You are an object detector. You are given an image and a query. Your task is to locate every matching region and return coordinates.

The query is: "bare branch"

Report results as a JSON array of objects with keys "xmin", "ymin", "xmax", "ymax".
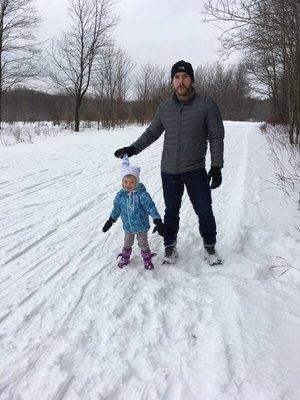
[{"xmin": 49, "ymin": 0, "xmax": 118, "ymax": 131}]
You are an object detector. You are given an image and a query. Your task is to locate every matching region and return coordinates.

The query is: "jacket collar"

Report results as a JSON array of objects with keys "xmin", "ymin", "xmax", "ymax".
[{"xmin": 121, "ymin": 183, "xmax": 145, "ymax": 194}]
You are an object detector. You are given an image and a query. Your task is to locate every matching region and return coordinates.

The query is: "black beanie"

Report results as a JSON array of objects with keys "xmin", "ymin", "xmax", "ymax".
[{"xmin": 171, "ymin": 60, "xmax": 194, "ymax": 82}]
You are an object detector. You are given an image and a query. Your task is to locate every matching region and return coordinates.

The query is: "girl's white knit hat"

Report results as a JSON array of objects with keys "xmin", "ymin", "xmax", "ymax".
[{"xmin": 121, "ymin": 155, "xmax": 140, "ymax": 181}]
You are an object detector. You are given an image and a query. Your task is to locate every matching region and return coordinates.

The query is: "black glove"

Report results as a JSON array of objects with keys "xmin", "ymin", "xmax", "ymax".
[
  {"xmin": 102, "ymin": 218, "xmax": 116, "ymax": 232},
  {"xmin": 114, "ymin": 146, "xmax": 136, "ymax": 158},
  {"xmin": 152, "ymin": 218, "xmax": 165, "ymax": 237},
  {"xmin": 208, "ymin": 166, "xmax": 222, "ymax": 189}
]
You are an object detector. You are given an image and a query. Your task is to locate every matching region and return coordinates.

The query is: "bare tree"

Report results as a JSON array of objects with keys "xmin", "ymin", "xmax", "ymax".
[
  {"xmin": 194, "ymin": 62, "xmax": 250, "ymax": 120},
  {"xmin": 0, "ymin": 0, "xmax": 41, "ymax": 128},
  {"xmin": 50, "ymin": 0, "xmax": 118, "ymax": 132},
  {"xmin": 203, "ymin": 0, "xmax": 300, "ymax": 144},
  {"xmin": 93, "ymin": 45, "xmax": 134, "ymax": 128},
  {"xmin": 134, "ymin": 63, "xmax": 170, "ymax": 124}
]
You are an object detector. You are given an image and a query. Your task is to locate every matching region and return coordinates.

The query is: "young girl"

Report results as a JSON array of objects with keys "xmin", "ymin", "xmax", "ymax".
[{"xmin": 102, "ymin": 155, "xmax": 164, "ymax": 270}]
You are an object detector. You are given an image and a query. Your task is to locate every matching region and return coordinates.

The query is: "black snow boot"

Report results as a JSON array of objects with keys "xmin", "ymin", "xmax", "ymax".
[
  {"xmin": 203, "ymin": 244, "xmax": 222, "ymax": 266},
  {"xmin": 162, "ymin": 245, "xmax": 178, "ymax": 265}
]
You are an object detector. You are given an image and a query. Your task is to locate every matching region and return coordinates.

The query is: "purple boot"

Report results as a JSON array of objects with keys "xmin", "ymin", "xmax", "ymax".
[
  {"xmin": 117, "ymin": 247, "xmax": 132, "ymax": 268},
  {"xmin": 141, "ymin": 250, "xmax": 156, "ymax": 270}
]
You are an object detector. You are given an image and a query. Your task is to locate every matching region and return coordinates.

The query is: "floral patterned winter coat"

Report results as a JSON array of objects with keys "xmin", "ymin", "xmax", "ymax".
[{"xmin": 110, "ymin": 183, "xmax": 161, "ymax": 233}]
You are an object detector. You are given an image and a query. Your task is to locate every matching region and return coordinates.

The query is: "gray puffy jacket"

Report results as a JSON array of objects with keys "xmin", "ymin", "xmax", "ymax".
[{"xmin": 131, "ymin": 89, "xmax": 225, "ymax": 174}]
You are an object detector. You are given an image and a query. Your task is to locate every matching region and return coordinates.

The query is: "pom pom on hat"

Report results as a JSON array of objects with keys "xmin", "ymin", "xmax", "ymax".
[{"xmin": 121, "ymin": 154, "xmax": 140, "ymax": 181}]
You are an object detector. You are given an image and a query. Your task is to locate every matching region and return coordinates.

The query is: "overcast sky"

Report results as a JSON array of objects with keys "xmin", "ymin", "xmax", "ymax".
[{"xmin": 36, "ymin": 0, "xmax": 237, "ymax": 72}]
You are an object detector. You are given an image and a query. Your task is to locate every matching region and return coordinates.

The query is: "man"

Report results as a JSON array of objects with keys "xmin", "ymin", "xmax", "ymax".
[{"xmin": 114, "ymin": 60, "xmax": 224, "ymax": 265}]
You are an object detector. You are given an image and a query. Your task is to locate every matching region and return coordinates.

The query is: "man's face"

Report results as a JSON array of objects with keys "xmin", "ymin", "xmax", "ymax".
[{"xmin": 172, "ymin": 72, "xmax": 193, "ymax": 98}]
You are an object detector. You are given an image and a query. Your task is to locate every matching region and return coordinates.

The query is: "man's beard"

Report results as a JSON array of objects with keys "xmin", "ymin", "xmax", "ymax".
[{"xmin": 175, "ymin": 86, "xmax": 191, "ymax": 98}]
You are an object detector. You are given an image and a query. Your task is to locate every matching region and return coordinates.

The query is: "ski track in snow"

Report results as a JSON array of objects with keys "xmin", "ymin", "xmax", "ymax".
[{"xmin": 0, "ymin": 124, "xmax": 300, "ymax": 400}]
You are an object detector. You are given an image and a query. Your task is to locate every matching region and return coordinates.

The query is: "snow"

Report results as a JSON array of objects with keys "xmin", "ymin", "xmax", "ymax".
[{"xmin": 0, "ymin": 122, "xmax": 300, "ymax": 400}]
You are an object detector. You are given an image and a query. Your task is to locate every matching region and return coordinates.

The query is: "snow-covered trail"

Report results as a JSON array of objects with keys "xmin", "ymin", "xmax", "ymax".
[{"xmin": 0, "ymin": 123, "xmax": 299, "ymax": 400}]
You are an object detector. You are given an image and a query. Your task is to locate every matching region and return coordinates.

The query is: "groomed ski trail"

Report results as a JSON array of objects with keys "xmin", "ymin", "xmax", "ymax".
[{"xmin": 0, "ymin": 123, "xmax": 299, "ymax": 400}]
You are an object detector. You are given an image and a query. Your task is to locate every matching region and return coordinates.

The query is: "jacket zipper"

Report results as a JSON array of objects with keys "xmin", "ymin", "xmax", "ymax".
[
  {"xmin": 176, "ymin": 105, "xmax": 183, "ymax": 173},
  {"xmin": 127, "ymin": 194, "xmax": 133, "ymax": 231}
]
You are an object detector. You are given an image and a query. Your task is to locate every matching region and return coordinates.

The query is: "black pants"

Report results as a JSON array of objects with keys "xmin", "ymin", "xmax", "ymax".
[{"xmin": 161, "ymin": 168, "xmax": 217, "ymax": 247}]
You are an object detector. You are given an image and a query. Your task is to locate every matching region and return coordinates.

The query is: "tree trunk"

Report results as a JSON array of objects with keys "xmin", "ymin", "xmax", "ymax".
[
  {"xmin": 74, "ymin": 97, "xmax": 81, "ymax": 132},
  {"xmin": 295, "ymin": 1, "xmax": 300, "ymax": 144},
  {"xmin": 0, "ymin": 91, "xmax": 2, "ymax": 129}
]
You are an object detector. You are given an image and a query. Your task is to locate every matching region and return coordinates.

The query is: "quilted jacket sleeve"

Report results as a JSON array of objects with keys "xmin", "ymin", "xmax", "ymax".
[
  {"xmin": 130, "ymin": 104, "xmax": 165, "ymax": 154},
  {"xmin": 206, "ymin": 96, "xmax": 225, "ymax": 168}
]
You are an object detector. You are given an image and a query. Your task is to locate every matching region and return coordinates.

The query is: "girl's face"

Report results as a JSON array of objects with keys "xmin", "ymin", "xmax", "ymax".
[{"xmin": 122, "ymin": 175, "xmax": 137, "ymax": 192}]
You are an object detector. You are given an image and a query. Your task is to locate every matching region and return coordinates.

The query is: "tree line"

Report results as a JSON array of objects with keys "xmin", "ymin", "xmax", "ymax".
[
  {"xmin": 2, "ymin": 62, "xmax": 271, "ymax": 127},
  {"xmin": 0, "ymin": 0, "xmax": 295, "ymax": 136}
]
